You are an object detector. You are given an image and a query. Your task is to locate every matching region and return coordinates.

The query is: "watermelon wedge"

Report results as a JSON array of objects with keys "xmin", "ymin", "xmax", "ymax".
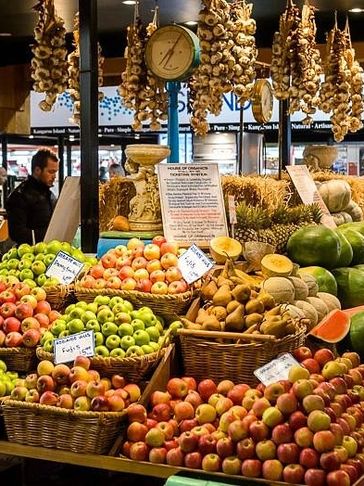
[
  {"xmin": 309, "ymin": 309, "xmax": 350, "ymax": 343},
  {"xmin": 343, "ymin": 305, "xmax": 364, "ymax": 318}
]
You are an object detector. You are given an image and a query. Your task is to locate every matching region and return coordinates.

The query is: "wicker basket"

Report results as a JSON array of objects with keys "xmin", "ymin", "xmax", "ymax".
[
  {"xmin": 44, "ymin": 284, "xmax": 75, "ymax": 311},
  {"xmin": 1, "ymin": 398, "xmax": 125, "ymax": 454},
  {"xmin": 74, "ymin": 285, "xmax": 192, "ymax": 320},
  {"xmin": 0, "ymin": 347, "xmax": 36, "ymax": 372},
  {"xmin": 177, "ymin": 322, "xmax": 306, "ymax": 386}
]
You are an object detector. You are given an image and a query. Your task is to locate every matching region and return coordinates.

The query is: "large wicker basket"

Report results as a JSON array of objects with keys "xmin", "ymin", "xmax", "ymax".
[
  {"xmin": 74, "ymin": 285, "xmax": 192, "ymax": 321},
  {"xmin": 0, "ymin": 347, "xmax": 36, "ymax": 372},
  {"xmin": 1, "ymin": 398, "xmax": 125, "ymax": 454},
  {"xmin": 177, "ymin": 322, "xmax": 306, "ymax": 386},
  {"xmin": 44, "ymin": 284, "xmax": 75, "ymax": 311}
]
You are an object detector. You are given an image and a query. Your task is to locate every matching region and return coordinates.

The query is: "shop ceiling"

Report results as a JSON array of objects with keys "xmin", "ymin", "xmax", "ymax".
[{"xmin": 0, "ymin": 0, "xmax": 363, "ymax": 66}]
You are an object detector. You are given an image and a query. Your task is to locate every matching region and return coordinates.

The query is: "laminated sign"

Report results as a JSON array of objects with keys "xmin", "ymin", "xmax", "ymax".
[
  {"xmin": 54, "ymin": 331, "xmax": 95, "ymax": 365},
  {"xmin": 254, "ymin": 353, "xmax": 300, "ymax": 386},
  {"xmin": 178, "ymin": 244, "xmax": 213, "ymax": 284},
  {"xmin": 46, "ymin": 250, "xmax": 85, "ymax": 285}
]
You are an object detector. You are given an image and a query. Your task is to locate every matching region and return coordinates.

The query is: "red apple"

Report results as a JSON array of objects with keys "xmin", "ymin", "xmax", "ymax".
[
  {"xmin": 127, "ymin": 422, "xmax": 148, "ymax": 442},
  {"xmin": 314, "ymin": 349, "xmax": 335, "ymax": 367},
  {"xmin": 3, "ymin": 316, "xmax": 21, "ymax": 333},
  {"xmin": 236, "ymin": 438, "xmax": 255, "ymax": 461},
  {"xmin": 320, "ymin": 451, "xmax": 342, "ymax": 471},
  {"xmin": 180, "ymin": 419, "xmax": 199, "ymax": 433},
  {"xmin": 276, "ymin": 392, "xmax": 298, "ymax": 415},
  {"xmin": 271, "ymin": 423, "xmax": 293, "ymax": 445},
  {"xmin": 227, "ymin": 384, "xmax": 249, "ymax": 405},
  {"xmin": 166, "ymin": 447, "xmax": 184, "ymax": 466},
  {"xmin": 340, "ymin": 464, "xmax": 359, "ymax": 483},
  {"xmin": 198, "ymin": 379, "xmax": 217, "ymax": 401},
  {"xmin": 304, "ymin": 468, "xmax": 326, "ymax": 486},
  {"xmin": 167, "ymin": 378, "xmax": 188, "ymax": 399},
  {"xmin": 178, "ymin": 431, "xmax": 199, "ymax": 453},
  {"xmin": 216, "ymin": 437, "xmax": 234, "ymax": 459},
  {"xmin": 300, "ymin": 448, "xmax": 319, "ymax": 468},
  {"xmin": 127, "ymin": 403, "xmax": 147, "ymax": 423},
  {"xmin": 283, "ymin": 464, "xmax": 305, "ymax": 484},
  {"xmin": 289, "ymin": 410, "xmax": 307, "ymax": 431},
  {"xmin": 326, "ymin": 469, "xmax": 351, "ymax": 486},
  {"xmin": 302, "ymin": 358, "xmax": 321, "ymax": 374},
  {"xmin": 202, "ymin": 453, "xmax": 221, "ymax": 472},
  {"xmin": 129, "ymin": 441, "xmax": 149, "ymax": 461},
  {"xmin": 277, "ymin": 442, "xmax": 300, "ymax": 464},
  {"xmin": 249, "ymin": 420, "xmax": 270, "ymax": 442},
  {"xmin": 5, "ymin": 331, "xmax": 23, "ymax": 347},
  {"xmin": 198, "ymin": 434, "xmax": 217, "ymax": 455},
  {"xmin": 241, "ymin": 459, "xmax": 262, "ymax": 478},
  {"xmin": 293, "ymin": 346, "xmax": 313, "ymax": 362},
  {"xmin": 184, "ymin": 451, "xmax": 202, "ymax": 469}
]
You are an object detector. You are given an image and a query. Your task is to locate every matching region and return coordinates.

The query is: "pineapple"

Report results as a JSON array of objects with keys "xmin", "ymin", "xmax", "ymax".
[{"xmin": 235, "ymin": 203, "xmax": 277, "ymax": 248}]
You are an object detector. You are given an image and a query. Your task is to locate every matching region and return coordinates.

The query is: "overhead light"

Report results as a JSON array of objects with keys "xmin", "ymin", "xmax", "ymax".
[
  {"xmin": 28, "ymin": 135, "xmax": 34, "ymax": 139},
  {"xmin": 349, "ymin": 8, "xmax": 364, "ymax": 12},
  {"xmin": 0, "ymin": 33, "xmax": 12, "ymax": 37},
  {"xmin": 185, "ymin": 21, "xmax": 198, "ymax": 26},
  {"xmin": 98, "ymin": 134, "xmax": 102, "ymax": 137},
  {"xmin": 135, "ymin": 134, "xmax": 140, "ymax": 139},
  {"xmin": 110, "ymin": 144, "xmax": 115, "ymax": 147},
  {"xmin": 69, "ymin": 135, "xmax": 75, "ymax": 141},
  {"xmin": 122, "ymin": 0, "xmax": 136, "ymax": 5}
]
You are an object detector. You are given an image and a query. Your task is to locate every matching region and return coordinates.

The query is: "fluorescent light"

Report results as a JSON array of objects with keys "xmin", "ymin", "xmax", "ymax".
[
  {"xmin": 28, "ymin": 135, "xmax": 34, "ymax": 139},
  {"xmin": 110, "ymin": 144, "xmax": 115, "ymax": 147},
  {"xmin": 122, "ymin": 0, "xmax": 136, "ymax": 5},
  {"xmin": 185, "ymin": 21, "xmax": 198, "ymax": 26},
  {"xmin": 0, "ymin": 33, "xmax": 12, "ymax": 37},
  {"xmin": 349, "ymin": 8, "xmax": 364, "ymax": 12}
]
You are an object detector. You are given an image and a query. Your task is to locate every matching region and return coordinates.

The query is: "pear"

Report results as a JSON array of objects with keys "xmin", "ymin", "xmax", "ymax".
[
  {"xmin": 196, "ymin": 308, "xmax": 210, "ymax": 325},
  {"xmin": 225, "ymin": 304, "xmax": 245, "ymax": 332},
  {"xmin": 185, "ymin": 322, "xmax": 202, "ymax": 330},
  {"xmin": 201, "ymin": 280, "xmax": 218, "ymax": 301},
  {"xmin": 231, "ymin": 284, "xmax": 251, "ymax": 303},
  {"xmin": 245, "ymin": 299, "xmax": 265, "ymax": 315},
  {"xmin": 244, "ymin": 313, "xmax": 264, "ymax": 328},
  {"xmin": 257, "ymin": 292, "xmax": 276, "ymax": 310},
  {"xmin": 212, "ymin": 284, "xmax": 232, "ymax": 307},
  {"xmin": 226, "ymin": 300, "xmax": 241, "ymax": 314},
  {"xmin": 202, "ymin": 315, "xmax": 222, "ymax": 331},
  {"xmin": 216, "ymin": 276, "xmax": 233, "ymax": 288},
  {"xmin": 209, "ymin": 306, "xmax": 227, "ymax": 321}
]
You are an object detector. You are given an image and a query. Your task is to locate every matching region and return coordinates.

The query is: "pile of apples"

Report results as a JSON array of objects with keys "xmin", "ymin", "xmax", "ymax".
[
  {"xmin": 122, "ymin": 347, "xmax": 364, "ymax": 486},
  {"xmin": 0, "ymin": 241, "xmax": 96, "ymax": 288},
  {"xmin": 0, "ymin": 282, "xmax": 59, "ymax": 348},
  {"xmin": 9, "ymin": 356, "xmax": 141, "ymax": 412},
  {"xmin": 40, "ymin": 296, "xmax": 180, "ymax": 359},
  {"xmin": 79, "ymin": 236, "xmax": 189, "ymax": 295},
  {"xmin": 0, "ymin": 359, "xmax": 19, "ymax": 397}
]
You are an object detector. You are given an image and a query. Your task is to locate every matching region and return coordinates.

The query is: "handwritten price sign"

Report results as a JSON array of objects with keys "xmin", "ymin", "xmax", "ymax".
[
  {"xmin": 46, "ymin": 250, "xmax": 85, "ymax": 285},
  {"xmin": 54, "ymin": 330, "xmax": 95, "ymax": 364},
  {"xmin": 178, "ymin": 244, "xmax": 213, "ymax": 284},
  {"xmin": 254, "ymin": 353, "xmax": 300, "ymax": 386}
]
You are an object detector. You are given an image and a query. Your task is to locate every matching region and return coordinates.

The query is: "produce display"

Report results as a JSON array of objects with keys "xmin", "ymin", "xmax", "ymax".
[
  {"xmin": 0, "ymin": 360, "xmax": 19, "ymax": 397},
  {"xmin": 0, "ymin": 241, "xmax": 95, "ymax": 287},
  {"xmin": 9, "ymin": 356, "xmax": 140, "ymax": 412},
  {"xmin": 39, "ymin": 296, "xmax": 174, "ymax": 359},
  {"xmin": 122, "ymin": 347, "xmax": 364, "ymax": 485},
  {"xmin": 78, "ymin": 237, "xmax": 189, "ymax": 295}
]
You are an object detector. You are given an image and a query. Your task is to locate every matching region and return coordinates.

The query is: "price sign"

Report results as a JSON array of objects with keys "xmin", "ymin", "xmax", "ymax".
[
  {"xmin": 54, "ymin": 330, "xmax": 95, "ymax": 365},
  {"xmin": 254, "ymin": 353, "xmax": 300, "ymax": 386},
  {"xmin": 46, "ymin": 250, "xmax": 85, "ymax": 285},
  {"xmin": 178, "ymin": 244, "xmax": 214, "ymax": 284}
]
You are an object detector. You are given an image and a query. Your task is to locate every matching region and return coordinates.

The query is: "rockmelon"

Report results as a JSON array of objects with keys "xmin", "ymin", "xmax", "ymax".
[
  {"xmin": 262, "ymin": 277, "xmax": 295, "ymax": 304},
  {"xmin": 307, "ymin": 296, "xmax": 329, "ymax": 322},
  {"xmin": 294, "ymin": 300, "xmax": 319, "ymax": 329},
  {"xmin": 344, "ymin": 200, "xmax": 363, "ymax": 222},
  {"xmin": 317, "ymin": 292, "xmax": 341, "ymax": 312},
  {"xmin": 310, "ymin": 309, "xmax": 350, "ymax": 343},
  {"xmin": 288, "ymin": 276, "xmax": 309, "ymax": 301},
  {"xmin": 318, "ymin": 180, "xmax": 352, "ymax": 213},
  {"xmin": 297, "ymin": 272, "xmax": 319, "ymax": 297},
  {"xmin": 261, "ymin": 254, "xmax": 294, "ymax": 278},
  {"xmin": 282, "ymin": 304, "xmax": 306, "ymax": 320},
  {"xmin": 332, "ymin": 211, "xmax": 352, "ymax": 226},
  {"xmin": 209, "ymin": 236, "xmax": 242, "ymax": 264}
]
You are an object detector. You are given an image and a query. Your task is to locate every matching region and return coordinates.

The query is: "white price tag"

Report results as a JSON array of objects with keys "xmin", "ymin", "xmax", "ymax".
[
  {"xmin": 54, "ymin": 330, "xmax": 95, "ymax": 365},
  {"xmin": 46, "ymin": 250, "xmax": 85, "ymax": 285},
  {"xmin": 228, "ymin": 195, "xmax": 237, "ymax": 225},
  {"xmin": 254, "ymin": 353, "xmax": 300, "ymax": 386},
  {"xmin": 178, "ymin": 244, "xmax": 214, "ymax": 284}
]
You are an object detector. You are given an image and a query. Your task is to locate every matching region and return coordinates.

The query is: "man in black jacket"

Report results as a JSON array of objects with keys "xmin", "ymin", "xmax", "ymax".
[{"xmin": 6, "ymin": 148, "xmax": 59, "ymax": 245}]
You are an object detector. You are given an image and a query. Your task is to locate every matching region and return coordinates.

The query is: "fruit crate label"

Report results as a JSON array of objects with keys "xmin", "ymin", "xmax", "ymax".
[
  {"xmin": 286, "ymin": 165, "xmax": 337, "ymax": 229},
  {"xmin": 45, "ymin": 250, "xmax": 85, "ymax": 285},
  {"xmin": 254, "ymin": 353, "xmax": 300, "ymax": 386},
  {"xmin": 54, "ymin": 330, "xmax": 95, "ymax": 364},
  {"xmin": 178, "ymin": 244, "xmax": 213, "ymax": 284}
]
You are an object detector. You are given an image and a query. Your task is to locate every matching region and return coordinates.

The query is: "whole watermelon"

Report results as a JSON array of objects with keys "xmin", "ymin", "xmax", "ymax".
[
  {"xmin": 287, "ymin": 226, "xmax": 341, "ymax": 269},
  {"xmin": 335, "ymin": 231, "xmax": 353, "ymax": 267},
  {"xmin": 349, "ymin": 312, "xmax": 364, "ymax": 357},
  {"xmin": 338, "ymin": 222, "xmax": 364, "ymax": 236},
  {"xmin": 337, "ymin": 228, "xmax": 364, "ymax": 265},
  {"xmin": 332, "ymin": 267, "xmax": 364, "ymax": 309},
  {"xmin": 298, "ymin": 266, "xmax": 337, "ymax": 296}
]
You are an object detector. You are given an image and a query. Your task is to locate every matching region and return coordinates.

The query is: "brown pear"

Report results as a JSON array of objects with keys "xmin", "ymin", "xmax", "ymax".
[
  {"xmin": 245, "ymin": 299, "xmax": 265, "ymax": 315},
  {"xmin": 226, "ymin": 300, "xmax": 242, "ymax": 314},
  {"xmin": 231, "ymin": 284, "xmax": 251, "ymax": 303},
  {"xmin": 201, "ymin": 280, "xmax": 218, "ymax": 301},
  {"xmin": 257, "ymin": 292, "xmax": 276, "ymax": 310},
  {"xmin": 185, "ymin": 322, "xmax": 203, "ymax": 330},
  {"xmin": 225, "ymin": 304, "xmax": 245, "ymax": 332},
  {"xmin": 196, "ymin": 308, "xmax": 210, "ymax": 325},
  {"xmin": 209, "ymin": 306, "xmax": 227, "ymax": 321},
  {"xmin": 202, "ymin": 315, "xmax": 222, "ymax": 331},
  {"xmin": 216, "ymin": 276, "xmax": 233, "ymax": 288},
  {"xmin": 212, "ymin": 284, "xmax": 232, "ymax": 307}
]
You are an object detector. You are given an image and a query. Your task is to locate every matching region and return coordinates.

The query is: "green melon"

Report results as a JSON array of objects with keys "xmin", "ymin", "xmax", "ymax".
[
  {"xmin": 287, "ymin": 226, "xmax": 341, "ymax": 269},
  {"xmin": 338, "ymin": 222, "xmax": 364, "ymax": 236},
  {"xmin": 337, "ymin": 229, "xmax": 364, "ymax": 265},
  {"xmin": 332, "ymin": 267, "xmax": 364, "ymax": 309},
  {"xmin": 334, "ymin": 231, "xmax": 353, "ymax": 267},
  {"xmin": 349, "ymin": 311, "xmax": 364, "ymax": 356},
  {"xmin": 298, "ymin": 267, "xmax": 337, "ymax": 296}
]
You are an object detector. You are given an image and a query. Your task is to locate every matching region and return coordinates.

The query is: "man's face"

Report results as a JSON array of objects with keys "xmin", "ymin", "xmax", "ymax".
[{"xmin": 34, "ymin": 159, "xmax": 59, "ymax": 187}]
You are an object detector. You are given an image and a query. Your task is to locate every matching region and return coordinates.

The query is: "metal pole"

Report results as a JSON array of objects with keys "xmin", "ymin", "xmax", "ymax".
[
  {"xmin": 66, "ymin": 140, "xmax": 72, "ymax": 176},
  {"xmin": 278, "ymin": 99, "xmax": 291, "ymax": 179},
  {"xmin": 1, "ymin": 135, "xmax": 7, "ymax": 206},
  {"xmin": 79, "ymin": 0, "xmax": 99, "ymax": 252},
  {"xmin": 57, "ymin": 135, "xmax": 64, "ymax": 193},
  {"xmin": 167, "ymin": 81, "xmax": 180, "ymax": 163},
  {"xmin": 238, "ymin": 106, "xmax": 244, "ymax": 174}
]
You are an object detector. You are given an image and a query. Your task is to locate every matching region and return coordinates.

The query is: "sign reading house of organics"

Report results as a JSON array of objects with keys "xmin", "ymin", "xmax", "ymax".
[
  {"xmin": 158, "ymin": 163, "xmax": 228, "ymax": 247},
  {"xmin": 178, "ymin": 244, "xmax": 214, "ymax": 284},
  {"xmin": 54, "ymin": 330, "xmax": 95, "ymax": 365},
  {"xmin": 45, "ymin": 250, "xmax": 85, "ymax": 285},
  {"xmin": 254, "ymin": 353, "xmax": 300, "ymax": 386},
  {"xmin": 286, "ymin": 165, "xmax": 337, "ymax": 229}
]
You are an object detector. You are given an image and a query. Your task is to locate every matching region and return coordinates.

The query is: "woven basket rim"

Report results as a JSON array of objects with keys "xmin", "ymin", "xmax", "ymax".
[
  {"xmin": 0, "ymin": 346, "xmax": 35, "ymax": 356},
  {"xmin": 43, "ymin": 284, "xmax": 74, "ymax": 292},
  {"xmin": 1, "ymin": 397, "xmax": 126, "ymax": 418},
  {"xmin": 74, "ymin": 284, "xmax": 192, "ymax": 302}
]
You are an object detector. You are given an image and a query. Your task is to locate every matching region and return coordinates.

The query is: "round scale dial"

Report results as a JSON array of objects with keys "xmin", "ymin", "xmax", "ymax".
[
  {"xmin": 252, "ymin": 79, "xmax": 274, "ymax": 125},
  {"xmin": 145, "ymin": 24, "xmax": 200, "ymax": 81}
]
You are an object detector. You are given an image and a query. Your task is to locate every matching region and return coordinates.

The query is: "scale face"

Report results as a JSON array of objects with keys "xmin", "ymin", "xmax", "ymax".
[
  {"xmin": 252, "ymin": 79, "xmax": 274, "ymax": 125},
  {"xmin": 145, "ymin": 24, "xmax": 200, "ymax": 81}
]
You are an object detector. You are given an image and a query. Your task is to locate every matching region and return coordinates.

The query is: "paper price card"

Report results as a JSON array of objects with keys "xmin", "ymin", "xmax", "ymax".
[
  {"xmin": 54, "ymin": 330, "xmax": 95, "ymax": 365},
  {"xmin": 254, "ymin": 353, "xmax": 300, "ymax": 386},
  {"xmin": 46, "ymin": 250, "xmax": 85, "ymax": 285},
  {"xmin": 178, "ymin": 244, "xmax": 214, "ymax": 284}
]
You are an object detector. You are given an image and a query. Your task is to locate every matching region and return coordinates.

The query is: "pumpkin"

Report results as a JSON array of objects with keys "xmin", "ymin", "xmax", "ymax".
[
  {"xmin": 344, "ymin": 200, "xmax": 364, "ymax": 222},
  {"xmin": 332, "ymin": 211, "xmax": 353, "ymax": 226},
  {"xmin": 318, "ymin": 180, "xmax": 352, "ymax": 212}
]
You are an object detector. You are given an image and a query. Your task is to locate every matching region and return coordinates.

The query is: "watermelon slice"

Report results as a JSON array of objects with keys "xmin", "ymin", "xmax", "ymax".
[
  {"xmin": 343, "ymin": 305, "xmax": 364, "ymax": 318},
  {"xmin": 309, "ymin": 309, "xmax": 350, "ymax": 343}
]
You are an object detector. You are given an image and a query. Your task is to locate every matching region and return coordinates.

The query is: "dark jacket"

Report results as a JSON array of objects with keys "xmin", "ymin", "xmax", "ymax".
[{"xmin": 5, "ymin": 176, "xmax": 57, "ymax": 245}]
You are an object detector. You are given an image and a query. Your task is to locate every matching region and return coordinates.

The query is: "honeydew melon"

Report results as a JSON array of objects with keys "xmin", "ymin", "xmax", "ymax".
[{"xmin": 209, "ymin": 237, "xmax": 242, "ymax": 264}]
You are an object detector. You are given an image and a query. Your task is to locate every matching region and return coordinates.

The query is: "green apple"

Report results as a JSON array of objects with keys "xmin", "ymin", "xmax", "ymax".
[
  {"xmin": 0, "ymin": 262, "xmax": 7, "ymax": 269},
  {"xmin": 19, "ymin": 269, "xmax": 34, "ymax": 281},
  {"xmin": 109, "ymin": 296, "xmax": 124, "ymax": 308},
  {"xmin": 118, "ymin": 323, "xmax": 134, "ymax": 337},
  {"xmin": 155, "ymin": 321, "xmax": 164, "ymax": 334},
  {"xmin": 0, "ymin": 269, "xmax": 8, "ymax": 276},
  {"xmin": 1, "ymin": 252, "xmax": 9, "ymax": 261},
  {"xmin": 149, "ymin": 341, "xmax": 160, "ymax": 352},
  {"xmin": 86, "ymin": 320, "xmax": 100, "ymax": 332},
  {"xmin": 4, "ymin": 379, "xmax": 14, "ymax": 394},
  {"xmin": 87, "ymin": 257, "xmax": 98, "ymax": 266},
  {"xmin": 7, "ymin": 258, "xmax": 19, "ymax": 269},
  {"xmin": 0, "ymin": 381, "xmax": 7, "ymax": 397},
  {"xmin": 146, "ymin": 326, "xmax": 161, "ymax": 342},
  {"xmin": 97, "ymin": 308, "xmax": 115, "ymax": 324},
  {"xmin": 34, "ymin": 253, "xmax": 45, "ymax": 261},
  {"xmin": 101, "ymin": 322, "xmax": 118, "ymax": 337},
  {"xmin": 68, "ymin": 319, "xmax": 85, "ymax": 334},
  {"xmin": 7, "ymin": 269, "xmax": 19, "ymax": 277},
  {"xmin": 75, "ymin": 301, "xmax": 88, "ymax": 310},
  {"xmin": 71, "ymin": 249, "xmax": 86, "ymax": 263},
  {"xmin": 81, "ymin": 310, "xmax": 97, "ymax": 324},
  {"xmin": 158, "ymin": 336, "xmax": 167, "ymax": 347},
  {"xmin": 46, "ymin": 240, "xmax": 62, "ymax": 255},
  {"xmin": 43, "ymin": 339, "xmax": 54, "ymax": 352},
  {"xmin": 69, "ymin": 307, "xmax": 85, "ymax": 320},
  {"xmin": 112, "ymin": 303, "xmax": 131, "ymax": 315},
  {"xmin": 34, "ymin": 242, "xmax": 47, "ymax": 255},
  {"xmin": 0, "ymin": 360, "xmax": 7, "ymax": 372},
  {"xmin": 44, "ymin": 254, "xmax": 56, "ymax": 267},
  {"xmin": 95, "ymin": 345, "xmax": 109, "ymax": 357},
  {"xmin": 22, "ymin": 253, "xmax": 35, "ymax": 262},
  {"xmin": 65, "ymin": 304, "xmax": 76, "ymax": 314},
  {"xmin": 131, "ymin": 319, "xmax": 145, "ymax": 331},
  {"xmin": 125, "ymin": 345, "xmax": 144, "ymax": 357},
  {"xmin": 63, "ymin": 314, "xmax": 72, "ymax": 323},
  {"xmin": 59, "ymin": 330, "xmax": 70, "ymax": 338},
  {"xmin": 44, "ymin": 277, "xmax": 59, "ymax": 286},
  {"xmin": 94, "ymin": 295, "xmax": 110, "ymax": 306},
  {"xmin": 36, "ymin": 274, "xmax": 47, "ymax": 286},
  {"xmin": 156, "ymin": 316, "xmax": 165, "ymax": 327},
  {"xmin": 115, "ymin": 312, "xmax": 132, "ymax": 325},
  {"xmin": 94, "ymin": 332, "xmax": 104, "ymax": 346},
  {"xmin": 31, "ymin": 260, "xmax": 46, "ymax": 275},
  {"xmin": 120, "ymin": 335, "xmax": 135, "ymax": 350},
  {"xmin": 133, "ymin": 330, "xmax": 150, "ymax": 346},
  {"xmin": 143, "ymin": 315, "xmax": 159, "ymax": 328},
  {"xmin": 86, "ymin": 303, "xmax": 98, "ymax": 313},
  {"xmin": 61, "ymin": 242, "xmax": 72, "ymax": 254},
  {"xmin": 105, "ymin": 335, "xmax": 121, "ymax": 350},
  {"xmin": 17, "ymin": 243, "xmax": 33, "ymax": 257},
  {"xmin": 40, "ymin": 331, "xmax": 54, "ymax": 345},
  {"xmin": 6, "ymin": 372, "xmax": 18, "ymax": 381},
  {"xmin": 141, "ymin": 344, "xmax": 154, "ymax": 355},
  {"xmin": 50, "ymin": 319, "xmax": 67, "ymax": 336},
  {"xmin": 18, "ymin": 259, "xmax": 33, "ymax": 270},
  {"xmin": 169, "ymin": 320, "xmax": 183, "ymax": 336},
  {"xmin": 8, "ymin": 248, "xmax": 18, "ymax": 260},
  {"xmin": 5, "ymin": 275, "xmax": 19, "ymax": 285},
  {"xmin": 122, "ymin": 301, "xmax": 134, "ymax": 313},
  {"xmin": 110, "ymin": 348, "xmax": 125, "ymax": 358}
]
